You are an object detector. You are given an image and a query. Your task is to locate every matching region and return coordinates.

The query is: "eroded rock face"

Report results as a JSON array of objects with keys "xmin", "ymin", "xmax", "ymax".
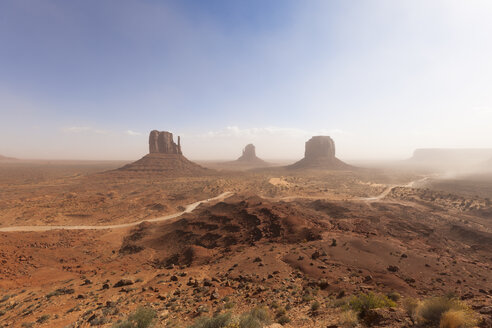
[
  {"xmin": 149, "ymin": 130, "xmax": 182, "ymax": 155},
  {"xmin": 238, "ymin": 144, "xmax": 257, "ymax": 161},
  {"xmin": 288, "ymin": 136, "xmax": 351, "ymax": 170},
  {"xmin": 305, "ymin": 136, "xmax": 335, "ymax": 159}
]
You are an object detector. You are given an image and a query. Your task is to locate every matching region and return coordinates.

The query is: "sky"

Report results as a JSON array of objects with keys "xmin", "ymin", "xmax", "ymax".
[{"xmin": 1, "ymin": 0, "xmax": 492, "ymax": 161}]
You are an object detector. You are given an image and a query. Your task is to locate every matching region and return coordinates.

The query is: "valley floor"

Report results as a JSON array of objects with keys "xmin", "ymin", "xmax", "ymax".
[{"xmin": 0, "ymin": 162, "xmax": 490, "ymax": 327}]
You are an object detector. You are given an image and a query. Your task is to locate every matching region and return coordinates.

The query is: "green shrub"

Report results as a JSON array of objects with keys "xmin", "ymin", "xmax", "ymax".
[
  {"xmin": 224, "ymin": 302, "xmax": 235, "ymax": 309},
  {"xmin": 239, "ymin": 306, "xmax": 271, "ymax": 328},
  {"xmin": 348, "ymin": 292, "xmax": 396, "ymax": 317},
  {"xmin": 36, "ymin": 314, "xmax": 50, "ymax": 323},
  {"xmin": 386, "ymin": 291, "xmax": 401, "ymax": 302},
  {"xmin": 416, "ymin": 297, "xmax": 468, "ymax": 326},
  {"xmin": 276, "ymin": 315, "xmax": 290, "ymax": 325},
  {"xmin": 403, "ymin": 297, "xmax": 420, "ymax": 322},
  {"xmin": 113, "ymin": 307, "xmax": 157, "ymax": 328},
  {"xmin": 339, "ymin": 310, "xmax": 358, "ymax": 328},
  {"xmin": 188, "ymin": 313, "xmax": 233, "ymax": 328},
  {"xmin": 113, "ymin": 322, "xmax": 133, "ymax": 328},
  {"xmin": 301, "ymin": 293, "xmax": 314, "ymax": 302},
  {"xmin": 311, "ymin": 301, "xmax": 321, "ymax": 312},
  {"xmin": 439, "ymin": 309, "xmax": 478, "ymax": 328}
]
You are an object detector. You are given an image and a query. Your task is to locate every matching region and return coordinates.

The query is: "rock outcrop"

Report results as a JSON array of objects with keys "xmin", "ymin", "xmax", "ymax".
[
  {"xmin": 236, "ymin": 144, "xmax": 267, "ymax": 164},
  {"xmin": 304, "ymin": 136, "xmax": 336, "ymax": 160},
  {"xmin": 287, "ymin": 136, "xmax": 351, "ymax": 170},
  {"xmin": 212, "ymin": 144, "xmax": 270, "ymax": 170},
  {"xmin": 149, "ymin": 130, "xmax": 182, "ymax": 155},
  {"xmin": 237, "ymin": 144, "xmax": 257, "ymax": 161},
  {"xmin": 118, "ymin": 130, "xmax": 209, "ymax": 176}
]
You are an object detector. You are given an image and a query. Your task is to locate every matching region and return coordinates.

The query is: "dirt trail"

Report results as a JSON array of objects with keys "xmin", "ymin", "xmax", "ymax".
[
  {"xmin": 265, "ymin": 177, "xmax": 431, "ymax": 203},
  {"xmin": 0, "ymin": 192, "xmax": 234, "ymax": 232},
  {"xmin": 358, "ymin": 177, "xmax": 430, "ymax": 202}
]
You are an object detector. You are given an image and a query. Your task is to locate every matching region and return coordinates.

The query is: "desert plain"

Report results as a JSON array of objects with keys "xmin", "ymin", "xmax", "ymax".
[{"xmin": 0, "ymin": 134, "xmax": 491, "ymax": 328}]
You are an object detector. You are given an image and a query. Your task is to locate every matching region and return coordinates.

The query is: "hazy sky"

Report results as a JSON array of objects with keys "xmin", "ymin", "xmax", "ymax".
[{"xmin": 1, "ymin": 0, "xmax": 492, "ymax": 161}]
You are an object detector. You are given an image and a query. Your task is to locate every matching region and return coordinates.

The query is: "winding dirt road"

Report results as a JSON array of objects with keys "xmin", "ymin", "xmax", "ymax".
[
  {"xmin": 0, "ymin": 177, "xmax": 431, "ymax": 233},
  {"xmin": 262, "ymin": 177, "xmax": 431, "ymax": 203},
  {"xmin": 0, "ymin": 192, "xmax": 234, "ymax": 232},
  {"xmin": 361, "ymin": 177, "xmax": 430, "ymax": 202}
]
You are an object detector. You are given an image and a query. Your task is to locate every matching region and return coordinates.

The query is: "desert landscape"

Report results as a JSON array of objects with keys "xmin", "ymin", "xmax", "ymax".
[
  {"xmin": 0, "ymin": 131, "xmax": 490, "ymax": 328},
  {"xmin": 2, "ymin": 1, "xmax": 492, "ymax": 327}
]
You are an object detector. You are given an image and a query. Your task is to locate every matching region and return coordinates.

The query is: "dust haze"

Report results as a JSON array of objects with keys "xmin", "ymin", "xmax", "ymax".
[{"xmin": 1, "ymin": 1, "xmax": 491, "ymax": 328}]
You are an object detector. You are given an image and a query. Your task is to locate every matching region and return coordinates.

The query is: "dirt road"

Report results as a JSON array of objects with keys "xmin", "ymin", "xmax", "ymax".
[{"xmin": 0, "ymin": 192, "xmax": 234, "ymax": 232}]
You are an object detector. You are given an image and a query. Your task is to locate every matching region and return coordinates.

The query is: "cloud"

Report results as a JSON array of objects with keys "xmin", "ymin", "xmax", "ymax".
[{"xmin": 126, "ymin": 130, "xmax": 141, "ymax": 136}]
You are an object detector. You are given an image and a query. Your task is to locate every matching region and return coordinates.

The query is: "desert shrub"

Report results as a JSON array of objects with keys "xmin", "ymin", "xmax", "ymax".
[
  {"xmin": 439, "ymin": 309, "xmax": 478, "ymax": 328},
  {"xmin": 332, "ymin": 296, "xmax": 349, "ymax": 308},
  {"xmin": 301, "ymin": 293, "xmax": 314, "ymax": 302},
  {"xmin": 114, "ymin": 322, "xmax": 133, "ymax": 328},
  {"xmin": 403, "ymin": 297, "xmax": 420, "ymax": 322},
  {"xmin": 386, "ymin": 291, "xmax": 401, "ymax": 302},
  {"xmin": 91, "ymin": 316, "xmax": 110, "ymax": 325},
  {"xmin": 416, "ymin": 297, "xmax": 476, "ymax": 327},
  {"xmin": 276, "ymin": 314, "xmax": 290, "ymax": 325},
  {"xmin": 239, "ymin": 306, "xmax": 271, "ymax": 328},
  {"xmin": 339, "ymin": 310, "xmax": 358, "ymax": 328},
  {"xmin": 188, "ymin": 313, "xmax": 233, "ymax": 328},
  {"xmin": 0, "ymin": 295, "xmax": 10, "ymax": 303},
  {"xmin": 36, "ymin": 314, "xmax": 50, "ymax": 323},
  {"xmin": 113, "ymin": 307, "xmax": 157, "ymax": 328},
  {"xmin": 348, "ymin": 292, "xmax": 396, "ymax": 317},
  {"xmin": 275, "ymin": 307, "xmax": 286, "ymax": 318},
  {"xmin": 46, "ymin": 287, "xmax": 74, "ymax": 299},
  {"xmin": 311, "ymin": 301, "xmax": 321, "ymax": 312},
  {"xmin": 417, "ymin": 297, "xmax": 464, "ymax": 325}
]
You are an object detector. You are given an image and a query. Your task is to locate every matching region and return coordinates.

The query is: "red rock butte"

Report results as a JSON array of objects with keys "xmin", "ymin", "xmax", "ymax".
[
  {"xmin": 118, "ymin": 130, "xmax": 209, "ymax": 176},
  {"xmin": 288, "ymin": 136, "xmax": 352, "ymax": 170},
  {"xmin": 236, "ymin": 144, "xmax": 267, "ymax": 164}
]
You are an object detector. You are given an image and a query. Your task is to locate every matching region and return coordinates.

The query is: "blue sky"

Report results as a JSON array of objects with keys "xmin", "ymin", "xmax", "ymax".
[{"xmin": 1, "ymin": 0, "xmax": 492, "ymax": 160}]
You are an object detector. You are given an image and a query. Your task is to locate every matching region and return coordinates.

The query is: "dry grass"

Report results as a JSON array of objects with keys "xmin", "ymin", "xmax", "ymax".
[
  {"xmin": 413, "ymin": 296, "xmax": 478, "ymax": 328},
  {"xmin": 339, "ymin": 310, "xmax": 358, "ymax": 327},
  {"xmin": 439, "ymin": 309, "xmax": 478, "ymax": 328}
]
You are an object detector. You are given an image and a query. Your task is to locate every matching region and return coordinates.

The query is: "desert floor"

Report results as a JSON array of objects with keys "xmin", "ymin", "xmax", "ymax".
[{"xmin": 0, "ymin": 161, "xmax": 490, "ymax": 327}]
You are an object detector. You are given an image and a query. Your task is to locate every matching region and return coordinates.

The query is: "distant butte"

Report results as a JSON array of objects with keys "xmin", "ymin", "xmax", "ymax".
[
  {"xmin": 287, "ymin": 136, "xmax": 352, "ymax": 170},
  {"xmin": 118, "ymin": 130, "xmax": 210, "ymax": 176},
  {"xmin": 236, "ymin": 144, "xmax": 267, "ymax": 165},
  {"xmin": 0, "ymin": 154, "xmax": 16, "ymax": 161}
]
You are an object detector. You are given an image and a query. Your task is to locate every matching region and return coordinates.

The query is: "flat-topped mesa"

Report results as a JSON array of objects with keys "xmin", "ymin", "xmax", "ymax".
[
  {"xmin": 149, "ymin": 130, "xmax": 182, "ymax": 155},
  {"xmin": 117, "ymin": 130, "xmax": 209, "ymax": 176},
  {"xmin": 287, "ymin": 135, "xmax": 352, "ymax": 170},
  {"xmin": 238, "ymin": 144, "xmax": 257, "ymax": 161},
  {"xmin": 304, "ymin": 136, "xmax": 336, "ymax": 160}
]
